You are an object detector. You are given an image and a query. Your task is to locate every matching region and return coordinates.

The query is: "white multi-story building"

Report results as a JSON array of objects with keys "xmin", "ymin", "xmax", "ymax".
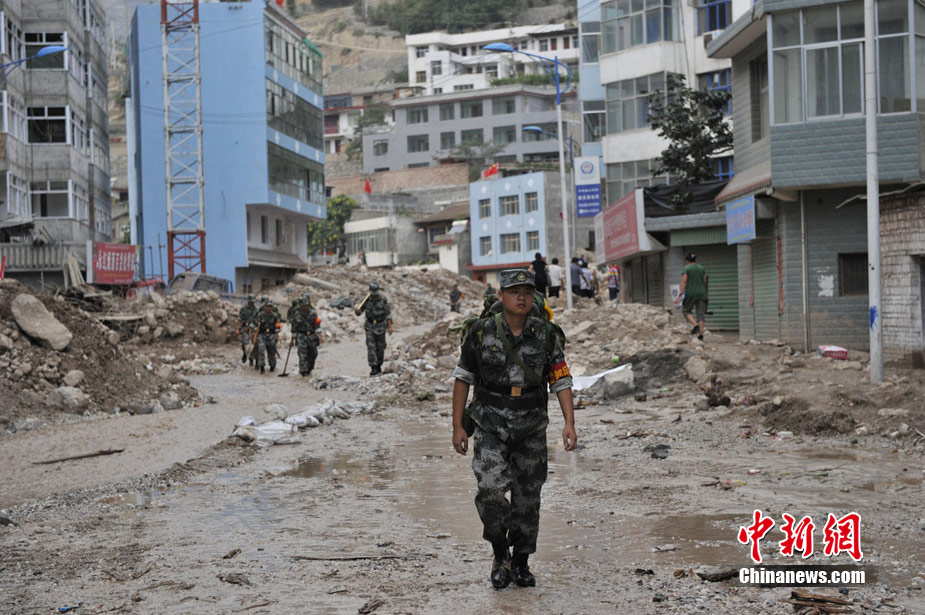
[{"xmin": 406, "ymin": 25, "xmax": 579, "ymax": 96}]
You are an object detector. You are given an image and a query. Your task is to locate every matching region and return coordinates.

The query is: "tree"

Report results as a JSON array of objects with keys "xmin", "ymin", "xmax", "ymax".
[
  {"xmin": 442, "ymin": 138, "xmax": 508, "ymax": 181},
  {"xmin": 307, "ymin": 195, "xmax": 360, "ymax": 255},
  {"xmin": 647, "ymin": 73, "xmax": 732, "ymax": 209},
  {"xmin": 345, "ymin": 102, "xmax": 390, "ymax": 162}
]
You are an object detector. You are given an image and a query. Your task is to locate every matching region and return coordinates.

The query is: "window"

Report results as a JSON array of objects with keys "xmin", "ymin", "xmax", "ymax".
[
  {"xmin": 485, "ymin": 64, "xmax": 498, "ymax": 80},
  {"xmin": 5, "ymin": 16, "xmax": 23, "ymax": 61},
  {"xmin": 839, "ymin": 253, "xmax": 868, "ymax": 295},
  {"xmin": 407, "ymin": 106, "xmax": 428, "ymax": 123},
  {"xmin": 493, "ymin": 125, "xmax": 516, "ymax": 145},
  {"xmin": 267, "ymin": 143, "xmax": 325, "ymax": 203},
  {"xmin": 605, "ymin": 72, "xmax": 666, "ymax": 134},
  {"xmin": 434, "ymin": 87, "xmax": 443, "ymax": 94},
  {"xmin": 440, "ymin": 131, "xmax": 455, "ymax": 149},
  {"xmin": 750, "ymin": 58, "xmax": 768, "ymax": 139},
  {"xmin": 697, "ymin": 0, "xmax": 731, "ymax": 34},
  {"xmin": 583, "ymin": 100, "xmax": 605, "ymax": 142},
  {"xmin": 460, "ymin": 100, "xmax": 483, "ymax": 118},
  {"xmin": 30, "ymin": 180, "xmax": 70, "ymax": 218},
  {"xmin": 275, "ymin": 219, "xmax": 283, "ymax": 247},
  {"xmin": 551, "ymin": 38, "xmax": 558, "ymax": 51},
  {"xmin": 771, "ymin": 2, "xmax": 916, "ymax": 122},
  {"xmin": 460, "ymin": 128, "xmax": 483, "ymax": 144},
  {"xmin": 539, "ymin": 39, "xmax": 549, "ymax": 51},
  {"xmin": 416, "ymin": 70, "xmax": 426, "ymax": 83},
  {"xmin": 373, "ymin": 140, "xmax": 389, "ymax": 156},
  {"xmin": 581, "ymin": 23, "xmax": 601, "ymax": 63},
  {"xmin": 2, "ymin": 92, "xmax": 26, "ymax": 141},
  {"xmin": 492, "ymin": 96, "xmax": 516, "ymax": 114},
  {"xmin": 261, "ymin": 216, "xmax": 269, "ymax": 244},
  {"xmin": 265, "ymin": 20, "xmax": 322, "ymax": 95},
  {"xmin": 439, "ymin": 103, "xmax": 455, "ymax": 120},
  {"xmin": 500, "ymin": 195, "xmax": 519, "ymax": 216},
  {"xmin": 454, "ymin": 84, "xmax": 474, "ymax": 91},
  {"xmin": 522, "ymin": 122, "xmax": 559, "ymax": 141},
  {"xmin": 28, "ymin": 106, "xmax": 67, "ymax": 143},
  {"xmin": 266, "ymin": 80, "xmax": 323, "ymax": 150},
  {"xmin": 601, "ymin": 0, "xmax": 678, "ymax": 54},
  {"xmin": 416, "ymin": 45, "xmax": 427, "ymax": 58},
  {"xmin": 408, "ymin": 162, "xmax": 429, "ymax": 168},
  {"xmin": 698, "ymin": 69, "xmax": 732, "ymax": 114},
  {"xmin": 25, "ymin": 32, "xmax": 65, "ymax": 69},
  {"xmin": 70, "ymin": 111, "xmax": 87, "ymax": 154},
  {"xmin": 563, "ymin": 36, "xmax": 571, "ymax": 49},
  {"xmin": 407, "ymin": 134, "xmax": 429, "ymax": 152},
  {"xmin": 480, "ymin": 236, "xmax": 492, "ymax": 256},
  {"xmin": 3, "ymin": 172, "xmax": 28, "ymax": 219},
  {"xmin": 525, "ymin": 192, "xmax": 539, "ymax": 212},
  {"xmin": 431, "ymin": 60, "xmax": 442, "ymax": 75},
  {"xmin": 501, "ymin": 233, "xmax": 520, "ymax": 253},
  {"xmin": 478, "ymin": 198, "xmax": 491, "ymax": 218},
  {"xmin": 605, "ymin": 158, "xmax": 670, "ymax": 203},
  {"xmin": 711, "ymin": 156, "xmax": 734, "ymax": 180},
  {"xmin": 527, "ymin": 231, "xmax": 540, "ymax": 251}
]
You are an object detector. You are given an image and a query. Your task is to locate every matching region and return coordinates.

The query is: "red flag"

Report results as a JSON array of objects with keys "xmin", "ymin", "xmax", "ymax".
[
  {"xmin": 275, "ymin": 0, "xmax": 284, "ymax": 6},
  {"xmin": 364, "ymin": 177, "xmax": 372, "ymax": 193},
  {"xmin": 482, "ymin": 162, "xmax": 499, "ymax": 178}
]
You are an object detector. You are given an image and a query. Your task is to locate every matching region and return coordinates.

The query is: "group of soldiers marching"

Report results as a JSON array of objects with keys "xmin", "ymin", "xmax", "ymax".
[
  {"xmin": 237, "ymin": 280, "xmax": 391, "ymax": 378},
  {"xmin": 237, "ymin": 292, "xmax": 322, "ymax": 376}
]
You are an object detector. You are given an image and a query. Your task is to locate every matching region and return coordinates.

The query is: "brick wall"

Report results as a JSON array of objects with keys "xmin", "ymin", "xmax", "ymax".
[
  {"xmin": 328, "ymin": 163, "xmax": 470, "ymax": 197},
  {"xmin": 880, "ymin": 191, "xmax": 925, "ymax": 362}
]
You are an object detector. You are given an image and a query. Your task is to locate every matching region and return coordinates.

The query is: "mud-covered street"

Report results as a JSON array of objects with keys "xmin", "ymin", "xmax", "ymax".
[{"xmin": 1, "ymin": 295, "xmax": 923, "ymax": 614}]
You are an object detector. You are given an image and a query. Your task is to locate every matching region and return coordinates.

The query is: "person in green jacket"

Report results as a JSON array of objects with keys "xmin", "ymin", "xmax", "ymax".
[{"xmin": 679, "ymin": 252, "xmax": 709, "ymax": 341}]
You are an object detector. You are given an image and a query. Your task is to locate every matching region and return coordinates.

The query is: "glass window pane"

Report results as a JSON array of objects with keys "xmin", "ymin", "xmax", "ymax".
[
  {"xmin": 839, "ymin": 1, "xmax": 865, "ymax": 39},
  {"xmin": 636, "ymin": 159, "xmax": 650, "ymax": 176},
  {"xmin": 607, "ymin": 101, "xmax": 622, "ymax": 133},
  {"xmin": 622, "ymin": 98, "xmax": 635, "ymax": 129},
  {"xmin": 632, "ymin": 0, "xmax": 644, "ymax": 12},
  {"xmin": 617, "ymin": 0, "xmax": 630, "ymax": 16},
  {"xmin": 878, "ymin": 0, "xmax": 908, "ymax": 35},
  {"xmin": 607, "ymin": 163, "xmax": 622, "ymax": 180},
  {"xmin": 842, "ymin": 43, "xmax": 863, "ymax": 114},
  {"xmin": 663, "ymin": 5, "xmax": 674, "ymax": 41},
  {"xmin": 646, "ymin": 9, "xmax": 661, "ymax": 42},
  {"xmin": 636, "ymin": 96, "xmax": 649, "ymax": 127},
  {"xmin": 632, "ymin": 14, "xmax": 644, "ymax": 46},
  {"xmin": 917, "ymin": 37, "xmax": 925, "ymax": 111},
  {"xmin": 620, "ymin": 79, "xmax": 634, "ymax": 98},
  {"xmin": 635, "ymin": 76, "xmax": 648, "ymax": 94},
  {"xmin": 622, "ymin": 162, "xmax": 635, "ymax": 176},
  {"xmin": 917, "ymin": 3, "xmax": 925, "ymax": 36},
  {"xmin": 806, "ymin": 46, "xmax": 840, "ymax": 117},
  {"xmin": 649, "ymin": 71, "xmax": 665, "ymax": 93},
  {"xmin": 804, "ymin": 5, "xmax": 838, "ymax": 43},
  {"xmin": 583, "ymin": 33, "xmax": 601, "ymax": 61},
  {"xmin": 602, "ymin": 21, "xmax": 617, "ymax": 54},
  {"xmin": 772, "ymin": 48, "xmax": 803, "ymax": 123},
  {"xmin": 878, "ymin": 35, "xmax": 910, "ymax": 112},
  {"xmin": 772, "ymin": 10, "xmax": 801, "ymax": 48},
  {"xmin": 602, "ymin": 1, "xmax": 617, "ymax": 19}
]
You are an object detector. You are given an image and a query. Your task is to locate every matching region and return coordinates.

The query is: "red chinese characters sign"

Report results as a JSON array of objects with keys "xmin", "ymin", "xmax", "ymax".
[
  {"xmin": 602, "ymin": 193, "xmax": 639, "ymax": 262},
  {"xmin": 93, "ymin": 242, "xmax": 137, "ymax": 285}
]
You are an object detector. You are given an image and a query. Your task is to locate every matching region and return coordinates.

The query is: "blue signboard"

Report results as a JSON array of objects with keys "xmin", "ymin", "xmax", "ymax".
[
  {"xmin": 576, "ymin": 184, "xmax": 602, "ymax": 218},
  {"xmin": 726, "ymin": 195, "xmax": 756, "ymax": 244}
]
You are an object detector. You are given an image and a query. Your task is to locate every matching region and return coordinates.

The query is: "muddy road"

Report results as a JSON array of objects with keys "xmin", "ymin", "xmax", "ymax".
[{"xmin": 1, "ymin": 329, "xmax": 923, "ymax": 614}]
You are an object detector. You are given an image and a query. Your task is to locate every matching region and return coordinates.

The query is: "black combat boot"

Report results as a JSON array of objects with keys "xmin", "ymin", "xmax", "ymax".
[
  {"xmin": 511, "ymin": 553, "xmax": 536, "ymax": 587},
  {"xmin": 241, "ymin": 349, "xmax": 247, "ymax": 363},
  {"xmin": 369, "ymin": 366, "xmax": 381, "ymax": 377},
  {"xmin": 259, "ymin": 366, "xmax": 265, "ymax": 374},
  {"xmin": 490, "ymin": 543, "xmax": 512, "ymax": 589}
]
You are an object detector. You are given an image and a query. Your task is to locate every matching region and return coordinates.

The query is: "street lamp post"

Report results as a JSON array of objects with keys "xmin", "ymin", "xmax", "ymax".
[
  {"xmin": 0, "ymin": 45, "xmax": 67, "ymax": 279},
  {"xmin": 483, "ymin": 42, "xmax": 575, "ymax": 310}
]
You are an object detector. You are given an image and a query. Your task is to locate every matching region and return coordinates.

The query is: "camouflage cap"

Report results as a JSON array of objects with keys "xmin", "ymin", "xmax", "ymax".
[
  {"xmin": 369, "ymin": 280, "xmax": 380, "ymax": 292},
  {"xmin": 499, "ymin": 269, "xmax": 535, "ymax": 289},
  {"xmin": 260, "ymin": 294, "xmax": 269, "ymax": 302},
  {"xmin": 246, "ymin": 293, "xmax": 255, "ymax": 301},
  {"xmin": 292, "ymin": 298, "xmax": 300, "ymax": 306}
]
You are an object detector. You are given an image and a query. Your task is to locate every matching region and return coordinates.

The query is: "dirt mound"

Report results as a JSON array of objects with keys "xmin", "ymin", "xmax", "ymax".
[
  {"xmin": 0, "ymin": 280, "xmax": 198, "ymax": 430},
  {"xmin": 623, "ymin": 349, "xmax": 692, "ymax": 390},
  {"xmin": 105, "ymin": 290, "xmax": 239, "ymax": 348},
  {"xmin": 757, "ymin": 398, "xmax": 857, "ymax": 436}
]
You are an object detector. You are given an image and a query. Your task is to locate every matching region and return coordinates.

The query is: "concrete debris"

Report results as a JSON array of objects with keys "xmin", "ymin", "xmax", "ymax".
[
  {"xmin": 683, "ymin": 356, "xmax": 710, "ymax": 383},
  {"xmin": 63, "ymin": 370, "xmax": 85, "ymax": 387},
  {"xmin": 46, "ymin": 386, "xmax": 90, "ymax": 409},
  {"xmin": 11, "ymin": 294, "xmax": 73, "ymax": 351}
]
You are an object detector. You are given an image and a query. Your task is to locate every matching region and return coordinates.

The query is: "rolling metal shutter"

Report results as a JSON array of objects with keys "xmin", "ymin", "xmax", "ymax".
[
  {"xmin": 631, "ymin": 258, "xmax": 645, "ymax": 303},
  {"xmin": 752, "ymin": 220, "xmax": 780, "ymax": 339},
  {"xmin": 646, "ymin": 253, "xmax": 664, "ymax": 306},
  {"xmin": 686, "ymin": 244, "xmax": 739, "ymax": 331}
]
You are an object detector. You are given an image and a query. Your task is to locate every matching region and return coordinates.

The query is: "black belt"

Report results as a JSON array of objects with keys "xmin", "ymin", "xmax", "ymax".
[
  {"xmin": 367, "ymin": 319, "xmax": 385, "ymax": 324},
  {"xmin": 476, "ymin": 383, "xmax": 546, "ymax": 411},
  {"xmin": 479, "ymin": 381, "xmax": 541, "ymax": 397}
]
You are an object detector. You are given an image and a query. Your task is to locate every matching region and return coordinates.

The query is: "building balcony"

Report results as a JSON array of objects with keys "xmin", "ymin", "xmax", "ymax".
[
  {"xmin": 324, "ymin": 125, "xmax": 340, "ymax": 135},
  {"xmin": 247, "ymin": 246, "xmax": 306, "ymax": 269},
  {"xmin": 0, "ymin": 242, "xmax": 86, "ymax": 273}
]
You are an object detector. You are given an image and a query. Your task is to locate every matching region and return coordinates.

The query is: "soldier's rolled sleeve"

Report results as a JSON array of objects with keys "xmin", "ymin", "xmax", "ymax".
[
  {"xmin": 549, "ymin": 375, "xmax": 573, "ymax": 394},
  {"xmin": 546, "ymin": 326, "xmax": 573, "ymax": 393}
]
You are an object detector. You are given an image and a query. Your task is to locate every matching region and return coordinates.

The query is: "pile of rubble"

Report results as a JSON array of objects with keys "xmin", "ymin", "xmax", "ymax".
[
  {"xmin": 0, "ymin": 280, "xmax": 199, "ymax": 431},
  {"xmin": 112, "ymin": 290, "xmax": 239, "ymax": 348},
  {"xmin": 232, "ymin": 400, "xmax": 377, "ymax": 447}
]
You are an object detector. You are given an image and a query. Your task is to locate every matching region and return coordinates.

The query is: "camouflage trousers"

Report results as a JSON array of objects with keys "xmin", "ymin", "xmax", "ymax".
[
  {"xmin": 364, "ymin": 323, "xmax": 387, "ymax": 368},
  {"xmin": 296, "ymin": 332, "xmax": 318, "ymax": 375},
  {"xmin": 240, "ymin": 329, "xmax": 250, "ymax": 349},
  {"xmin": 256, "ymin": 332, "xmax": 277, "ymax": 370},
  {"xmin": 472, "ymin": 424, "xmax": 548, "ymax": 555}
]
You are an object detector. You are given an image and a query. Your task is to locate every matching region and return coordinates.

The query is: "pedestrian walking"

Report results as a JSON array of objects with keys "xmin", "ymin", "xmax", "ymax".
[
  {"xmin": 606, "ymin": 264, "xmax": 621, "ymax": 301},
  {"xmin": 450, "ymin": 284, "xmax": 463, "ymax": 313},
  {"xmin": 290, "ymin": 294, "xmax": 322, "ymax": 377},
  {"xmin": 529, "ymin": 252, "xmax": 548, "ymax": 296},
  {"xmin": 355, "ymin": 280, "xmax": 392, "ymax": 376},
  {"xmin": 569, "ymin": 257, "xmax": 582, "ymax": 299},
  {"xmin": 578, "ymin": 260, "xmax": 592, "ymax": 298},
  {"xmin": 452, "ymin": 269, "xmax": 577, "ymax": 590},
  {"xmin": 546, "ymin": 258, "xmax": 562, "ymax": 298},
  {"xmin": 254, "ymin": 301, "xmax": 280, "ymax": 374},
  {"xmin": 238, "ymin": 294, "xmax": 257, "ymax": 365},
  {"xmin": 678, "ymin": 252, "xmax": 709, "ymax": 341}
]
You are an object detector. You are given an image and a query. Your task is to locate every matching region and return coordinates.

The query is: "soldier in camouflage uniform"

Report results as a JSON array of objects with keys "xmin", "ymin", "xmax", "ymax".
[
  {"xmin": 290, "ymin": 294, "xmax": 322, "ymax": 377},
  {"xmin": 238, "ymin": 294, "xmax": 257, "ymax": 364},
  {"xmin": 286, "ymin": 298, "xmax": 300, "ymax": 323},
  {"xmin": 450, "ymin": 285, "xmax": 462, "ymax": 313},
  {"xmin": 354, "ymin": 280, "xmax": 392, "ymax": 376},
  {"xmin": 254, "ymin": 301, "xmax": 280, "ymax": 374},
  {"xmin": 452, "ymin": 269, "xmax": 577, "ymax": 590}
]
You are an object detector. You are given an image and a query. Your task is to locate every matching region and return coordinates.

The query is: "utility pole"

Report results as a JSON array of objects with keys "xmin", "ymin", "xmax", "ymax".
[{"xmin": 864, "ymin": 0, "xmax": 882, "ymax": 382}]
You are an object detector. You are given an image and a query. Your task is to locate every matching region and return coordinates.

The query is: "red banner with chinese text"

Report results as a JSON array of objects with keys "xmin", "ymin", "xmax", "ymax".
[
  {"xmin": 93, "ymin": 242, "xmax": 137, "ymax": 285},
  {"xmin": 602, "ymin": 192, "xmax": 639, "ymax": 262}
]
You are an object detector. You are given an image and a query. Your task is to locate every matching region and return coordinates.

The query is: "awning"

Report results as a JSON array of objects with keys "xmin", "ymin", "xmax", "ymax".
[
  {"xmin": 0, "ymin": 214, "xmax": 33, "ymax": 229},
  {"xmin": 715, "ymin": 161, "xmax": 771, "ymax": 206},
  {"xmin": 448, "ymin": 220, "xmax": 467, "ymax": 234}
]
